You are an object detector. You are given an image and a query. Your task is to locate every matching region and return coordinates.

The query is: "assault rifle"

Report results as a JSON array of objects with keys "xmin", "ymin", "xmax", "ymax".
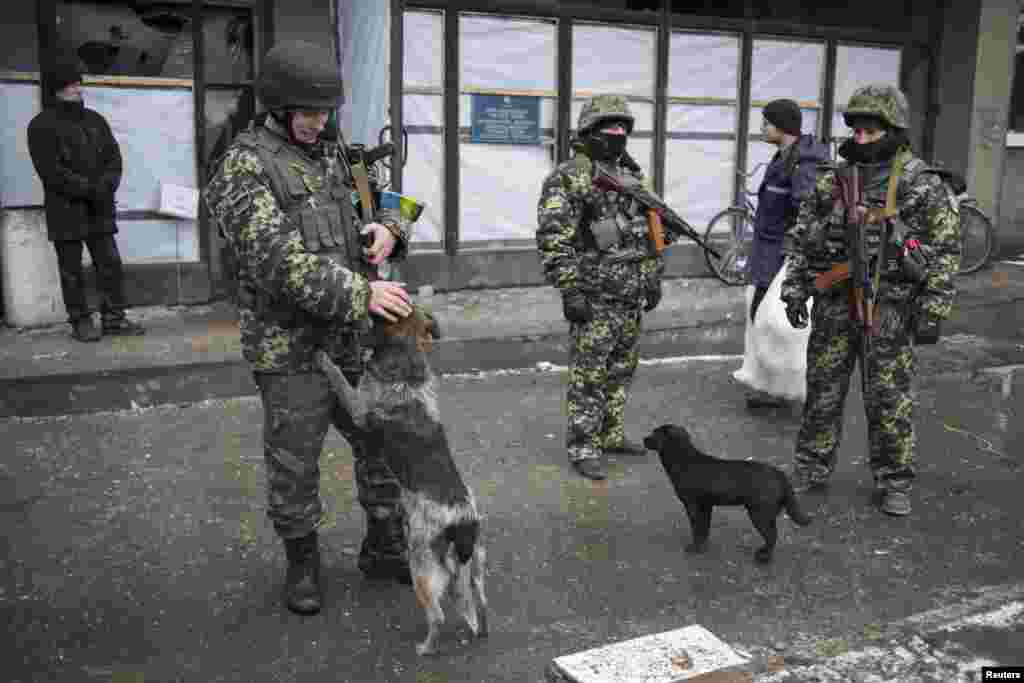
[
  {"xmin": 591, "ymin": 165, "xmax": 721, "ymax": 260},
  {"xmin": 836, "ymin": 165, "xmax": 877, "ymax": 395}
]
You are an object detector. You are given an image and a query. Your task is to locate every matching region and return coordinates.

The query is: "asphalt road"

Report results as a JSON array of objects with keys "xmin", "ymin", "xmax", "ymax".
[{"xmin": 1, "ymin": 351, "xmax": 1021, "ymax": 682}]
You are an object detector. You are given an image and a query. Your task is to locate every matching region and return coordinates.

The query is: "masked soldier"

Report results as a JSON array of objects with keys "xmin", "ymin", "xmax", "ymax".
[
  {"xmin": 204, "ymin": 41, "xmax": 414, "ymax": 614},
  {"xmin": 780, "ymin": 84, "xmax": 961, "ymax": 516},
  {"xmin": 536, "ymin": 95, "xmax": 675, "ymax": 480}
]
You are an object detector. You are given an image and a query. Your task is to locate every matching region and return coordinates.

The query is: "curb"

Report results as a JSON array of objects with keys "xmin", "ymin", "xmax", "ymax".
[{"xmin": 0, "ymin": 321, "xmax": 747, "ymax": 419}]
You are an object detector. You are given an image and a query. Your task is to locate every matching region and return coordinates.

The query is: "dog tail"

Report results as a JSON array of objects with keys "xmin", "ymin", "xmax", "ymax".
[
  {"xmin": 784, "ymin": 484, "xmax": 813, "ymax": 526},
  {"xmin": 446, "ymin": 519, "xmax": 480, "ymax": 565}
]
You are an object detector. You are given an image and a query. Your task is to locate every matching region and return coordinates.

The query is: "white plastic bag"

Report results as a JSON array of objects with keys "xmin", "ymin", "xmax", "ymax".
[{"xmin": 732, "ymin": 258, "xmax": 813, "ymax": 403}]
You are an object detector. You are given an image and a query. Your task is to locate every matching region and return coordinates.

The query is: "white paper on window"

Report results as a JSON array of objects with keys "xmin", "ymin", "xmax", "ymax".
[
  {"xmin": 449, "ymin": 17, "xmax": 557, "ymax": 243},
  {"xmin": 0, "ymin": 82, "xmax": 43, "ymax": 207},
  {"xmin": 406, "ymin": 93, "xmax": 443, "ymax": 127},
  {"xmin": 461, "ymin": 15, "xmax": 556, "ymax": 92},
  {"xmin": 665, "ymin": 140, "xmax": 735, "ymax": 231},
  {"xmin": 84, "ymin": 86, "xmax": 197, "ymax": 212},
  {"xmin": 460, "ymin": 144, "xmax": 551, "ymax": 242},
  {"xmin": 404, "ymin": 11, "xmax": 444, "ymax": 88},
  {"xmin": 460, "ymin": 95, "xmax": 556, "ymax": 242},
  {"xmin": 403, "ymin": 95, "xmax": 444, "ymax": 243},
  {"xmin": 668, "ymin": 32, "xmax": 740, "ymax": 98},
  {"xmin": 573, "ymin": 24, "xmax": 656, "ymax": 97},
  {"xmin": 664, "ymin": 34, "xmax": 740, "ymax": 236},
  {"xmin": 117, "ymin": 219, "xmax": 198, "ymax": 263},
  {"xmin": 405, "ymin": 132, "xmax": 444, "ymax": 244},
  {"xmin": 744, "ymin": 142, "xmax": 779, "ymax": 196},
  {"xmin": 668, "ymin": 105, "xmax": 736, "ymax": 133},
  {"xmin": 750, "ymin": 39, "xmax": 825, "ymax": 103}
]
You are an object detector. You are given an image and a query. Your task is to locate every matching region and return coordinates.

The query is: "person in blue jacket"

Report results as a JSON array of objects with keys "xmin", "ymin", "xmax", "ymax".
[{"xmin": 743, "ymin": 99, "xmax": 829, "ymax": 408}]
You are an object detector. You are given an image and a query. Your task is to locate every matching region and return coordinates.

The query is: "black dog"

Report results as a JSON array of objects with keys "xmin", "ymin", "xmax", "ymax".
[{"xmin": 643, "ymin": 424, "xmax": 812, "ymax": 563}]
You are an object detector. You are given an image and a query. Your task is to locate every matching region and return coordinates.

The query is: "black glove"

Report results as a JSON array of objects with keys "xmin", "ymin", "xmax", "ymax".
[
  {"xmin": 914, "ymin": 314, "xmax": 941, "ymax": 345},
  {"xmin": 562, "ymin": 289, "xmax": 592, "ymax": 324},
  {"xmin": 784, "ymin": 298, "xmax": 809, "ymax": 329},
  {"xmin": 643, "ymin": 282, "xmax": 662, "ymax": 312}
]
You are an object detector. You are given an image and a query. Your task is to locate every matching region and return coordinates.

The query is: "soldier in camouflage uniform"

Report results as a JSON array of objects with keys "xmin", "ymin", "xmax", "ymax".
[
  {"xmin": 536, "ymin": 95, "xmax": 678, "ymax": 481},
  {"xmin": 780, "ymin": 84, "xmax": 961, "ymax": 516},
  {"xmin": 204, "ymin": 41, "xmax": 415, "ymax": 614}
]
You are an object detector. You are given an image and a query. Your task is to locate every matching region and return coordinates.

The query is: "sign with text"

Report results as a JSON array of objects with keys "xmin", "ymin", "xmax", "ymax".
[{"xmin": 470, "ymin": 94, "xmax": 541, "ymax": 145}]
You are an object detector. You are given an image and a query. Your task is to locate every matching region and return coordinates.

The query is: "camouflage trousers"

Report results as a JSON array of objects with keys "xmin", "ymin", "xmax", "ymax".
[
  {"xmin": 566, "ymin": 305, "xmax": 643, "ymax": 462},
  {"xmin": 254, "ymin": 371, "xmax": 405, "ymax": 555},
  {"xmin": 795, "ymin": 293, "xmax": 917, "ymax": 491}
]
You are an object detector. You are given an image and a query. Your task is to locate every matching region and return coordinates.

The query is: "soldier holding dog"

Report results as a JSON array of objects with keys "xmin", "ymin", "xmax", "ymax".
[
  {"xmin": 780, "ymin": 84, "xmax": 961, "ymax": 516},
  {"xmin": 204, "ymin": 41, "xmax": 414, "ymax": 614}
]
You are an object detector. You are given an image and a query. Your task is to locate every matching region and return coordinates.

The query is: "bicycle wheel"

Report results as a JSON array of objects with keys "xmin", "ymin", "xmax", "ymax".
[
  {"xmin": 704, "ymin": 207, "xmax": 753, "ymax": 286},
  {"xmin": 958, "ymin": 202, "xmax": 994, "ymax": 275}
]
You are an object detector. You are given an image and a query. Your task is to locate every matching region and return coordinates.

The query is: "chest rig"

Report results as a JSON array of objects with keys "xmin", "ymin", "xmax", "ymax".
[
  {"xmin": 239, "ymin": 127, "xmax": 366, "ymax": 275},
  {"xmin": 814, "ymin": 152, "xmax": 923, "ymax": 270},
  {"xmin": 580, "ymin": 162, "xmax": 649, "ymax": 259}
]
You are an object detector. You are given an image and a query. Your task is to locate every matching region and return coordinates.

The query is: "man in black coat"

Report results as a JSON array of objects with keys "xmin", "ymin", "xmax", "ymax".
[{"xmin": 27, "ymin": 57, "xmax": 144, "ymax": 341}]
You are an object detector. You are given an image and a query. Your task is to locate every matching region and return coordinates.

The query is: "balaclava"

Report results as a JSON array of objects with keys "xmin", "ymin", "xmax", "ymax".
[{"xmin": 584, "ymin": 119, "xmax": 629, "ymax": 163}]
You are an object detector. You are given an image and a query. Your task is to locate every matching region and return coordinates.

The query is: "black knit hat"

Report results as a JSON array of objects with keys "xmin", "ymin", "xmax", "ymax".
[
  {"xmin": 762, "ymin": 99, "xmax": 802, "ymax": 136},
  {"xmin": 48, "ymin": 55, "xmax": 84, "ymax": 95}
]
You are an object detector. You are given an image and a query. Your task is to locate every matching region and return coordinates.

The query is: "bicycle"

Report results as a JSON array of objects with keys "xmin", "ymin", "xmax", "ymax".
[
  {"xmin": 703, "ymin": 162, "xmax": 766, "ymax": 286},
  {"xmin": 955, "ymin": 190, "xmax": 994, "ymax": 276}
]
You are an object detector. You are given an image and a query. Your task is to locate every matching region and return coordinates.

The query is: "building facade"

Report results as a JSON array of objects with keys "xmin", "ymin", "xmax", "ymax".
[{"xmin": 0, "ymin": 0, "xmax": 1019, "ymax": 318}]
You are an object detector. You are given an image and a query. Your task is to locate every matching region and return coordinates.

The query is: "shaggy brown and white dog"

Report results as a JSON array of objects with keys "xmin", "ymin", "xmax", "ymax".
[{"xmin": 315, "ymin": 308, "xmax": 487, "ymax": 656}]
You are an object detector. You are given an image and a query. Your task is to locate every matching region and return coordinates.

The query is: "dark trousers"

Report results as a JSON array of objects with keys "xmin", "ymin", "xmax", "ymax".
[
  {"xmin": 255, "ymin": 372, "xmax": 405, "ymax": 545},
  {"xmin": 53, "ymin": 234, "xmax": 127, "ymax": 323}
]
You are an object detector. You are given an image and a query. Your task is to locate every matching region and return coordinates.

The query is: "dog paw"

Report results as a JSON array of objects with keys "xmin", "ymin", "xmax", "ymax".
[
  {"xmin": 416, "ymin": 642, "xmax": 440, "ymax": 657},
  {"xmin": 685, "ymin": 542, "xmax": 708, "ymax": 554},
  {"xmin": 755, "ymin": 548, "xmax": 775, "ymax": 564}
]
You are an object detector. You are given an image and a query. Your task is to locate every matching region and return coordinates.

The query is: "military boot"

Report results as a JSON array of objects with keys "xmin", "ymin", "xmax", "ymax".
[
  {"xmin": 283, "ymin": 531, "xmax": 322, "ymax": 614},
  {"xmin": 71, "ymin": 316, "xmax": 101, "ymax": 343},
  {"xmin": 357, "ymin": 514, "xmax": 412, "ymax": 585}
]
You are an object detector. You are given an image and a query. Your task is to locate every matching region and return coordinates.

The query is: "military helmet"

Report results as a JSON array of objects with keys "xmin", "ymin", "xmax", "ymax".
[
  {"xmin": 843, "ymin": 84, "xmax": 910, "ymax": 130},
  {"xmin": 256, "ymin": 40, "xmax": 345, "ymax": 111},
  {"xmin": 577, "ymin": 94, "xmax": 635, "ymax": 135}
]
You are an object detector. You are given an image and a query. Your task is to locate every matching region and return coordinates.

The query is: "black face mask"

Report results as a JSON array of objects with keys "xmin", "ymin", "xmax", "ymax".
[
  {"xmin": 838, "ymin": 129, "xmax": 909, "ymax": 164},
  {"xmin": 586, "ymin": 132, "xmax": 627, "ymax": 162}
]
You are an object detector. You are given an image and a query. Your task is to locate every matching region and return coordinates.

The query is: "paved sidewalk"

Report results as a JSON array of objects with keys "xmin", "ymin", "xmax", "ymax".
[
  {"xmin": 545, "ymin": 582, "xmax": 1024, "ymax": 682},
  {"xmin": 2, "ymin": 266, "xmax": 1023, "ymax": 418}
]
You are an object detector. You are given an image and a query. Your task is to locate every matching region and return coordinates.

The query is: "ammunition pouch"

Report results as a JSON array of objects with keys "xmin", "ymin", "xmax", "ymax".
[{"xmin": 589, "ymin": 217, "xmax": 621, "ymax": 252}]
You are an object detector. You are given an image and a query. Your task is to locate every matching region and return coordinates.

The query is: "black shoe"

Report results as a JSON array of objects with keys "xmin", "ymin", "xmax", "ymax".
[
  {"xmin": 283, "ymin": 531, "xmax": 322, "ymax": 614},
  {"xmin": 70, "ymin": 317, "xmax": 101, "ymax": 343},
  {"xmin": 605, "ymin": 439, "xmax": 648, "ymax": 456},
  {"xmin": 101, "ymin": 317, "xmax": 146, "ymax": 336},
  {"xmin": 572, "ymin": 458, "xmax": 607, "ymax": 480}
]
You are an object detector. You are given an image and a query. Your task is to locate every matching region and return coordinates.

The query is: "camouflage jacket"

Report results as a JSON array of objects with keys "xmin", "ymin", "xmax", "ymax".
[
  {"xmin": 536, "ymin": 151, "xmax": 666, "ymax": 309},
  {"xmin": 204, "ymin": 117, "xmax": 410, "ymax": 373},
  {"xmin": 781, "ymin": 151, "xmax": 961, "ymax": 321}
]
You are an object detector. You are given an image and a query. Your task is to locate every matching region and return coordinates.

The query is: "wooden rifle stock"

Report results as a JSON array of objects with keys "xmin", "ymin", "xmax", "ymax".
[
  {"xmin": 646, "ymin": 209, "xmax": 666, "ymax": 254},
  {"xmin": 814, "ymin": 263, "xmax": 851, "ymax": 292}
]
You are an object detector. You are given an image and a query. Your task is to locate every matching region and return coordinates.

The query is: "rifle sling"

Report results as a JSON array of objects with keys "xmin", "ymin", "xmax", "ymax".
[{"xmin": 350, "ymin": 161, "xmax": 375, "ymax": 223}]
